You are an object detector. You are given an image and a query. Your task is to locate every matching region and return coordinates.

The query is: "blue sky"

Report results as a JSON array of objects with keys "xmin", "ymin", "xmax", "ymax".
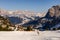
[{"xmin": 0, "ymin": 0, "xmax": 60, "ymax": 12}]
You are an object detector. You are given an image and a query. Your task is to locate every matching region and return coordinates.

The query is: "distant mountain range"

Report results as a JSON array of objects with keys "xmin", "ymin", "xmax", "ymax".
[
  {"xmin": 0, "ymin": 9, "xmax": 46, "ymax": 17},
  {"xmin": 0, "ymin": 5, "xmax": 60, "ymax": 31},
  {"xmin": 0, "ymin": 9, "xmax": 46, "ymax": 25}
]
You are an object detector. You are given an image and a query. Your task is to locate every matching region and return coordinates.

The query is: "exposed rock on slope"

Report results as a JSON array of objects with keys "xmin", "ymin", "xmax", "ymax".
[
  {"xmin": 45, "ymin": 5, "xmax": 60, "ymax": 18},
  {"xmin": 0, "ymin": 15, "xmax": 15, "ymax": 31}
]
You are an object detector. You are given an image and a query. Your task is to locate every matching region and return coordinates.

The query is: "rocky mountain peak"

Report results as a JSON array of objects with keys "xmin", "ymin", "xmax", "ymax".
[{"xmin": 45, "ymin": 5, "xmax": 60, "ymax": 18}]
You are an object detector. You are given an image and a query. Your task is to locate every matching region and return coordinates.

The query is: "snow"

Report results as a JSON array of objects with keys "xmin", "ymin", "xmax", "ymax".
[{"xmin": 0, "ymin": 31, "xmax": 60, "ymax": 40}]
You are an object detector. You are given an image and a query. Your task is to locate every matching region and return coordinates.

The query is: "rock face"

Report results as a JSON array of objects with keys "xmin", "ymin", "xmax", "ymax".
[
  {"xmin": 41, "ymin": 5, "xmax": 60, "ymax": 30},
  {"xmin": 45, "ymin": 5, "xmax": 60, "ymax": 18}
]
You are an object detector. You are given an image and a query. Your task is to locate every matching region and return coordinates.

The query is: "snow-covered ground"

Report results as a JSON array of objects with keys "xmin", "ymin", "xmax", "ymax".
[{"xmin": 0, "ymin": 31, "xmax": 60, "ymax": 40}]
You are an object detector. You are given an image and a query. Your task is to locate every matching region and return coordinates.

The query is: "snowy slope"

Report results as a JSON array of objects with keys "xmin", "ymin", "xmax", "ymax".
[{"xmin": 0, "ymin": 31, "xmax": 60, "ymax": 40}]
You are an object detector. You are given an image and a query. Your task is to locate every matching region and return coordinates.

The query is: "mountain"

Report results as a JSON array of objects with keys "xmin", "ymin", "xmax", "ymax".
[
  {"xmin": 45, "ymin": 5, "xmax": 60, "ymax": 18},
  {"xmin": 0, "ymin": 9, "xmax": 46, "ymax": 17},
  {"xmin": 0, "ymin": 9, "xmax": 46, "ymax": 25},
  {"xmin": 1, "ymin": 5, "xmax": 60, "ymax": 31},
  {"xmin": 41, "ymin": 5, "xmax": 60, "ymax": 30}
]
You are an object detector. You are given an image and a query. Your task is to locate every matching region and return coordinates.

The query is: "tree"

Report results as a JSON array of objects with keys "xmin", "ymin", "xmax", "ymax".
[{"xmin": 26, "ymin": 26, "xmax": 33, "ymax": 31}]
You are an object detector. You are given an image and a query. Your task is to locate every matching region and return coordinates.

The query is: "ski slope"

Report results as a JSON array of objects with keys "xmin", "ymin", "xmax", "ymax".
[{"xmin": 0, "ymin": 31, "xmax": 60, "ymax": 40}]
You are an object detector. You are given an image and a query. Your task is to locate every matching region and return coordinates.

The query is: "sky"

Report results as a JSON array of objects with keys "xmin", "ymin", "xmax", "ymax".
[{"xmin": 0, "ymin": 0, "xmax": 60, "ymax": 12}]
